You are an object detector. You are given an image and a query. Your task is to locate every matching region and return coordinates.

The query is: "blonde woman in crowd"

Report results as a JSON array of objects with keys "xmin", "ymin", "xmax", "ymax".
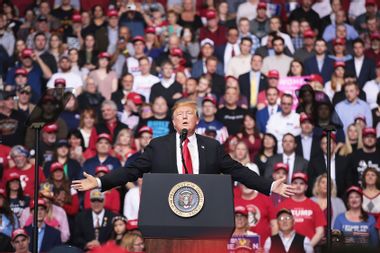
[{"xmin": 339, "ymin": 123, "xmax": 363, "ymax": 156}]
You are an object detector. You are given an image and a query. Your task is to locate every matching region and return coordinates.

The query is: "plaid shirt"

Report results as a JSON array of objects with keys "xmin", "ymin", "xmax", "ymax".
[
  {"xmin": 240, "ymin": 33, "xmax": 261, "ymax": 54},
  {"xmin": 291, "ymin": 35, "xmax": 304, "ymax": 50}
]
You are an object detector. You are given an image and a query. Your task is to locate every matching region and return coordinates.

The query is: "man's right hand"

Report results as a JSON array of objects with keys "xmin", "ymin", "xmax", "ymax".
[{"xmin": 72, "ymin": 172, "xmax": 99, "ymax": 191}]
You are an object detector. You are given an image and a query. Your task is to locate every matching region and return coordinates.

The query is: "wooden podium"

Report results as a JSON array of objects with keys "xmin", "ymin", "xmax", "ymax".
[{"xmin": 138, "ymin": 174, "xmax": 234, "ymax": 253}]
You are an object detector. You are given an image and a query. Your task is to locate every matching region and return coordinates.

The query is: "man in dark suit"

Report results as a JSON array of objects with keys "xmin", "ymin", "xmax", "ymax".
[
  {"xmin": 304, "ymin": 39, "xmax": 335, "ymax": 84},
  {"xmin": 111, "ymin": 73, "xmax": 134, "ymax": 111},
  {"xmin": 73, "ymin": 189, "xmax": 116, "ymax": 250},
  {"xmin": 205, "ymin": 56, "xmax": 226, "ymax": 99},
  {"xmin": 215, "ymin": 27, "xmax": 240, "ymax": 68},
  {"xmin": 73, "ymin": 100, "xmax": 295, "ymax": 198},
  {"xmin": 345, "ymin": 39, "xmax": 376, "ymax": 88},
  {"xmin": 256, "ymin": 87, "xmax": 281, "ymax": 133},
  {"xmin": 264, "ymin": 133, "xmax": 309, "ymax": 183},
  {"xmin": 295, "ymin": 113, "xmax": 321, "ymax": 161},
  {"xmin": 238, "ymin": 54, "xmax": 268, "ymax": 112},
  {"xmin": 308, "ymin": 133, "xmax": 348, "ymax": 198},
  {"xmin": 25, "ymin": 199, "xmax": 62, "ymax": 252}
]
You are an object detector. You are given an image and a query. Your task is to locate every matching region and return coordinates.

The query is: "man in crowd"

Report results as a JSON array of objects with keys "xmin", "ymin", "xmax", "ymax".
[
  {"xmin": 294, "ymin": 29, "xmax": 316, "ymax": 63},
  {"xmin": 133, "ymin": 56, "xmax": 160, "ymax": 102},
  {"xmin": 11, "ymin": 229, "xmax": 30, "ymax": 253},
  {"xmin": 262, "ymin": 37, "xmax": 293, "ymax": 77},
  {"xmin": 295, "ymin": 113, "xmax": 321, "ymax": 161},
  {"xmin": 227, "ymin": 37, "xmax": 253, "ymax": 78},
  {"xmin": 199, "ymin": 9, "xmax": 227, "ymax": 47},
  {"xmin": 126, "ymin": 126, "xmax": 153, "ymax": 166},
  {"xmin": 193, "ymin": 38, "xmax": 224, "ymax": 78},
  {"xmin": 216, "ymin": 27, "xmax": 240, "ymax": 72},
  {"xmin": 256, "ymin": 86, "xmax": 280, "ymax": 133},
  {"xmin": 32, "ymin": 32, "xmax": 57, "ymax": 73}
]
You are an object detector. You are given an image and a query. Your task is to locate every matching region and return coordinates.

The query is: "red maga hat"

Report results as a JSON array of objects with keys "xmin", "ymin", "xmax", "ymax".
[
  {"xmin": 98, "ymin": 52, "xmax": 111, "ymax": 59},
  {"xmin": 15, "ymin": 68, "xmax": 28, "ymax": 76},
  {"xmin": 138, "ymin": 126, "xmax": 153, "ymax": 136},
  {"xmin": 30, "ymin": 198, "xmax": 47, "ymax": 209},
  {"xmin": 97, "ymin": 133, "xmax": 112, "ymax": 143},
  {"xmin": 145, "ymin": 27, "xmax": 156, "ymax": 34},
  {"xmin": 303, "ymin": 29, "xmax": 316, "ymax": 38},
  {"xmin": 127, "ymin": 92, "xmax": 143, "ymax": 105},
  {"xmin": 202, "ymin": 95, "xmax": 217, "ymax": 106},
  {"xmin": 21, "ymin": 48, "xmax": 33, "ymax": 58},
  {"xmin": 95, "ymin": 165, "xmax": 110, "ymax": 175},
  {"xmin": 274, "ymin": 162, "xmax": 289, "ymax": 172},
  {"xmin": 127, "ymin": 219, "xmax": 138, "ymax": 231},
  {"xmin": 267, "ymin": 70, "xmax": 279, "ymax": 79},
  {"xmin": 257, "ymin": 2, "xmax": 267, "ymax": 10},
  {"xmin": 170, "ymin": 48, "xmax": 183, "ymax": 57},
  {"xmin": 333, "ymin": 38, "xmax": 346, "ymax": 46},
  {"xmin": 107, "ymin": 9, "xmax": 118, "ymax": 18},
  {"xmin": 300, "ymin": 113, "xmax": 312, "ymax": 124},
  {"xmin": 42, "ymin": 123, "xmax": 58, "ymax": 133},
  {"xmin": 50, "ymin": 162, "xmax": 64, "ymax": 173},
  {"xmin": 234, "ymin": 205, "xmax": 248, "ymax": 216},
  {"xmin": 132, "ymin": 36, "xmax": 145, "ymax": 44},
  {"xmin": 11, "ymin": 228, "xmax": 29, "ymax": 241},
  {"xmin": 291, "ymin": 172, "xmax": 308, "ymax": 183},
  {"xmin": 54, "ymin": 78, "xmax": 66, "ymax": 87},
  {"xmin": 362, "ymin": 127, "xmax": 377, "ymax": 137},
  {"xmin": 72, "ymin": 13, "xmax": 82, "ymax": 23},
  {"xmin": 205, "ymin": 9, "xmax": 217, "ymax": 20},
  {"xmin": 346, "ymin": 185, "xmax": 363, "ymax": 195},
  {"xmin": 321, "ymin": 131, "xmax": 337, "ymax": 142},
  {"xmin": 334, "ymin": 61, "xmax": 345, "ymax": 69}
]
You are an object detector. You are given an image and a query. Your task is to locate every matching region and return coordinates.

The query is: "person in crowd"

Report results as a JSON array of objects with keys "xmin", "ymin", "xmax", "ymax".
[
  {"xmin": 111, "ymin": 73, "xmax": 134, "ymax": 112},
  {"xmin": 233, "ymin": 141, "xmax": 260, "ymax": 175},
  {"xmin": 278, "ymin": 172, "xmax": 326, "ymax": 247},
  {"xmin": 73, "ymin": 189, "xmax": 116, "ymax": 250},
  {"xmin": 0, "ymin": 188, "xmax": 19, "ymax": 237},
  {"xmin": 31, "ymin": 31, "xmax": 57, "ymax": 74},
  {"xmin": 238, "ymin": 17, "xmax": 260, "ymax": 54},
  {"xmin": 261, "ymin": 16, "xmax": 295, "ymax": 54},
  {"xmin": 123, "ymin": 178, "xmax": 143, "ymax": 221},
  {"xmin": 199, "ymin": 9, "xmax": 227, "ymax": 47},
  {"xmin": 256, "ymin": 86, "xmax": 281, "ymax": 133},
  {"xmin": 311, "ymin": 174, "xmax": 346, "ymax": 227},
  {"xmin": 256, "ymin": 70, "xmax": 280, "ymax": 110},
  {"xmin": 82, "ymin": 133, "xmax": 121, "ymax": 175},
  {"xmin": 10, "ymin": 228, "xmax": 30, "ymax": 253},
  {"xmin": 334, "ymin": 186, "xmax": 379, "ymax": 248},
  {"xmin": 266, "ymin": 94, "xmax": 301, "ymax": 151},
  {"xmin": 232, "ymin": 205, "xmax": 258, "ymax": 236},
  {"xmin": 78, "ymin": 109, "xmax": 97, "ymax": 150},
  {"xmin": 226, "ymin": 37, "xmax": 253, "ymax": 78},
  {"xmin": 249, "ymin": 2, "xmax": 270, "ymax": 40},
  {"xmin": 265, "ymin": 133, "xmax": 308, "ymax": 183},
  {"xmin": 112, "ymin": 129, "xmax": 136, "ymax": 167},
  {"xmin": 294, "ymin": 29, "xmax": 316, "ymax": 63},
  {"xmin": 328, "ymin": 37, "xmax": 352, "ymax": 63},
  {"xmin": 215, "ymin": 27, "xmax": 240, "ymax": 72},
  {"xmin": 120, "ymin": 232, "xmax": 145, "ymax": 252},
  {"xmin": 296, "ymin": 85, "xmax": 316, "ymax": 117},
  {"xmin": 362, "ymin": 167, "xmax": 380, "ymax": 220},
  {"xmin": 196, "ymin": 95, "xmax": 229, "ymax": 144},
  {"xmin": 219, "ymin": 76, "xmax": 248, "ymax": 110},
  {"xmin": 295, "ymin": 113, "xmax": 321, "ymax": 161},
  {"xmin": 192, "ymin": 38, "xmax": 222, "ymax": 78},
  {"xmin": 125, "ymin": 126, "xmax": 153, "ymax": 166},
  {"xmin": 67, "ymin": 129, "xmax": 86, "ymax": 165},
  {"xmin": 238, "ymin": 54, "xmax": 268, "ymax": 111},
  {"xmin": 262, "ymin": 36, "xmax": 293, "ymax": 78},
  {"xmin": 5, "ymin": 172, "xmax": 29, "ymax": 220},
  {"xmin": 78, "ymin": 34, "xmax": 99, "ymax": 71},
  {"xmin": 363, "ymin": 62, "xmax": 380, "ymax": 110},
  {"xmin": 25, "ymin": 199, "xmax": 62, "ymax": 252},
  {"xmin": 119, "ymin": 92, "xmax": 142, "ymax": 131},
  {"xmin": 255, "ymin": 133, "xmax": 277, "ymax": 176},
  {"xmin": 133, "ymin": 56, "xmax": 160, "ymax": 103},
  {"xmin": 60, "ymin": 94, "xmax": 81, "ymax": 131},
  {"xmin": 339, "ymin": 123, "xmax": 363, "ymax": 156},
  {"xmin": 323, "ymin": 9, "xmax": 358, "ymax": 43},
  {"xmin": 263, "ymin": 208, "xmax": 314, "ymax": 253},
  {"xmin": 287, "ymin": 59, "xmax": 305, "ymax": 77},
  {"xmin": 110, "ymin": 216, "xmax": 128, "ymax": 245},
  {"xmin": 236, "ymin": 114, "xmax": 261, "ymax": 161},
  {"xmin": 234, "ymin": 183, "xmax": 277, "ymax": 245},
  {"xmin": 324, "ymin": 61, "xmax": 346, "ymax": 101},
  {"xmin": 269, "ymin": 163, "xmax": 289, "ymax": 208},
  {"xmin": 14, "ymin": 84, "xmax": 35, "ymax": 119}
]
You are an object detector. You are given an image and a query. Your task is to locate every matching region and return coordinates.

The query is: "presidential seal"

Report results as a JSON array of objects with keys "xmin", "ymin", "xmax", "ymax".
[{"xmin": 168, "ymin": 181, "xmax": 204, "ymax": 218}]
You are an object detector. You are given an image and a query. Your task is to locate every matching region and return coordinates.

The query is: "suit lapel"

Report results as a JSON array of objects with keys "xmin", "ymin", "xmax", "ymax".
[
  {"xmin": 168, "ymin": 134, "xmax": 178, "ymax": 173},
  {"xmin": 87, "ymin": 211, "xmax": 96, "ymax": 239},
  {"xmin": 196, "ymin": 135, "xmax": 206, "ymax": 174}
]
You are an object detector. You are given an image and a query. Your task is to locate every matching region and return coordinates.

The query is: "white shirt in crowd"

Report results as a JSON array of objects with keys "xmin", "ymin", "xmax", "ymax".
[
  {"xmin": 123, "ymin": 186, "xmax": 141, "ymax": 220},
  {"xmin": 92, "ymin": 209, "xmax": 105, "ymax": 228},
  {"xmin": 312, "ymin": 0, "xmax": 332, "ymax": 19},
  {"xmin": 264, "ymin": 231, "xmax": 314, "ymax": 253},
  {"xmin": 126, "ymin": 56, "xmax": 153, "ymax": 77},
  {"xmin": 282, "ymin": 152, "xmax": 295, "ymax": 184},
  {"xmin": 301, "ymin": 134, "xmax": 313, "ymax": 161},
  {"xmin": 324, "ymin": 154, "xmax": 336, "ymax": 183},
  {"xmin": 363, "ymin": 79, "xmax": 380, "ymax": 109},
  {"xmin": 133, "ymin": 74, "xmax": 160, "ymax": 101},
  {"xmin": 47, "ymin": 71, "xmax": 83, "ymax": 95},
  {"xmin": 224, "ymin": 42, "xmax": 241, "ymax": 73},
  {"xmin": 261, "ymin": 32, "xmax": 295, "ymax": 54},
  {"xmin": 354, "ymin": 56, "xmax": 364, "ymax": 77}
]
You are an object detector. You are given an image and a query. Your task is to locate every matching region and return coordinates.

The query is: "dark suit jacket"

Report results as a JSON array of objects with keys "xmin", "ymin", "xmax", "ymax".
[
  {"xmin": 238, "ymin": 72, "xmax": 268, "ymax": 108},
  {"xmin": 295, "ymin": 135, "xmax": 322, "ymax": 161},
  {"xmin": 255, "ymin": 46, "xmax": 293, "ymax": 58},
  {"xmin": 264, "ymin": 154, "xmax": 309, "ymax": 179},
  {"xmin": 191, "ymin": 59, "xmax": 224, "ymax": 78},
  {"xmin": 95, "ymin": 120, "xmax": 129, "ymax": 144},
  {"xmin": 304, "ymin": 55, "xmax": 335, "ymax": 84},
  {"xmin": 345, "ymin": 57, "xmax": 376, "ymax": 88},
  {"xmin": 308, "ymin": 153, "xmax": 349, "ymax": 198},
  {"xmin": 210, "ymin": 73, "xmax": 226, "ymax": 99},
  {"xmin": 73, "ymin": 209, "xmax": 116, "ymax": 249},
  {"xmin": 256, "ymin": 106, "xmax": 281, "ymax": 133},
  {"xmin": 100, "ymin": 133, "xmax": 274, "ymax": 195},
  {"xmin": 25, "ymin": 224, "xmax": 61, "ymax": 252}
]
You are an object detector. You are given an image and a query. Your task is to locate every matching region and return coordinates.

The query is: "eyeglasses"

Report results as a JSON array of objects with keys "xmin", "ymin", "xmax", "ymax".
[
  {"xmin": 278, "ymin": 216, "xmax": 293, "ymax": 221},
  {"xmin": 20, "ymin": 90, "xmax": 31, "ymax": 95}
]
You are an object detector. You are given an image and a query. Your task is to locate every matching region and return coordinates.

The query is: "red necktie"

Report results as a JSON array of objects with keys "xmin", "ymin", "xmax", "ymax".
[{"xmin": 182, "ymin": 138, "xmax": 193, "ymax": 174}]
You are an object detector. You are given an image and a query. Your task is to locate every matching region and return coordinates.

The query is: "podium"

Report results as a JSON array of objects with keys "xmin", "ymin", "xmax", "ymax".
[{"xmin": 138, "ymin": 174, "xmax": 235, "ymax": 253}]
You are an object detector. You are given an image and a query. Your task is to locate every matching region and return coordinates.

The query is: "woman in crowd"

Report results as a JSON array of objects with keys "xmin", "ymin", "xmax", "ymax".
[
  {"xmin": 144, "ymin": 27, "xmax": 162, "ymax": 59},
  {"xmin": 175, "ymin": 71, "xmax": 188, "ymax": 87},
  {"xmin": 163, "ymin": 10, "xmax": 183, "ymax": 38},
  {"xmin": 78, "ymin": 108, "xmax": 98, "ymax": 150},
  {"xmin": 77, "ymin": 77, "xmax": 105, "ymax": 113},
  {"xmin": 217, "ymin": 1, "xmax": 235, "ymax": 28},
  {"xmin": 311, "ymin": 174, "xmax": 346, "ymax": 226},
  {"xmin": 88, "ymin": 52, "xmax": 118, "ymax": 100},
  {"xmin": 0, "ymin": 188, "xmax": 19, "ymax": 237},
  {"xmin": 296, "ymin": 84, "xmax": 315, "ymax": 115},
  {"xmin": 362, "ymin": 167, "xmax": 380, "ymax": 220},
  {"xmin": 79, "ymin": 34, "xmax": 99, "ymax": 71},
  {"xmin": 324, "ymin": 62, "xmax": 345, "ymax": 101},
  {"xmin": 233, "ymin": 141, "xmax": 260, "ymax": 175},
  {"xmin": 177, "ymin": 0, "xmax": 203, "ymax": 32},
  {"xmin": 232, "ymin": 206, "xmax": 258, "ymax": 236},
  {"xmin": 90, "ymin": 5, "xmax": 107, "ymax": 32},
  {"xmin": 328, "ymin": 38, "xmax": 352, "ymax": 62},
  {"xmin": 334, "ymin": 186, "xmax": 379, "ymax": 247},
  {"xmin": 180, "ymin": 27, "xmax": 200, "ymax": 63},
  {"xmin": 68, "ymin": 48, "xmax": 89, "ymax": 81},
  {"xmin": 287, "ymin": 59, "xmax": 304, "ymax": 77},
  {"xmin": 224, "ymin": 135, "xmax": 239, "ymax": 159},
  {"xmin": 237, "ymin": 114, "xmax": 261, "ymax": 161},
  {"xmin": 372, "ymin": 93, "xmax": 380, "ymax": 133},
  {"xmin": 339, "ymin": 123, "xmax": 363, "ymax": 156},
  {"xmin": 5, "ymin": 172, "xmax": 29, "ymax": 220},
  {"xmin": 60, "ymin": 94, "xmax": 81, "ymax": 131},
  {"xmin": 67, "ymin": 129, "xmax": 86, "ymax": 165},
  {"xmin": 49, "ymin": 33, "xmax": 64, "ymax": 64},
  {"xmin": 113, "ymin": 129, "xmax": 137, "ymax": 167},
  {"xmin": 110, "ymin": 216, "xmax": 128, "ymax": 246},
  {"xmin": 254, "ymin": 133, "xmax": 277, "ymax": 176},
  {"xmin": 121, "ymin": 232, "xmax": 145, "ymax": 252}
]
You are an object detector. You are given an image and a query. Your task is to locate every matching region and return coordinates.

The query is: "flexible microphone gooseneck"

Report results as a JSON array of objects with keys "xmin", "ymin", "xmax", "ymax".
[{"xmin": 180, "ymin": 129, "xmax": 189, "ymax": 174}]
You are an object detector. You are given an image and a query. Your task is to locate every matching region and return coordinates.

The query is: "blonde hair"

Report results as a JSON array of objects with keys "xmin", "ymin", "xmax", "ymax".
[
  {"xmin": 171, "ymin": 99, "xmax": 198, "ymax": 118},
  {"xmin": 115, "ymin": 128, "xmax": 134, "ymax": 147},
  {"xmin": 120, "ymin": 232, "xmax": 144, "ymax": 251},
  {"xmin": 312, "ymin": 173, "xmax": 337, "ymax": 198},
  {"xmin": 234, "ymin": 141, "xmax": 251, "ymax": 165},
  {"xmin": 339, "ymin": 123, "xmax": 363, "ymax": 156}
]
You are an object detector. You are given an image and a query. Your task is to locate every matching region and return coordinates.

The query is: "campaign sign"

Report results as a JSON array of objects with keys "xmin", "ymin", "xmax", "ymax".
[
  {"xmin": 277, "ymin": 76, "xmax": 307, "ymax": 109},
  {"xmin": 227, "ymin": 234, "xmax": 260, "ymax": 252}
]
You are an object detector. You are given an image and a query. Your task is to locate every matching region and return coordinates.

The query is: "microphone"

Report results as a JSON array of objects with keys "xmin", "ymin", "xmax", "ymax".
[{"xmin": 180, "ymin": 128, "xmax": 188, "ymax": 143}]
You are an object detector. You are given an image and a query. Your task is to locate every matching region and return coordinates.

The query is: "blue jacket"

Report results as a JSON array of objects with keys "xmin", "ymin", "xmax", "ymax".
[
  {"xmin": 191, "ymin": 59, "xmax": 224, "ymax": 78},
  {"xmin": 256, "ymin": 106, "xmax": 281, "ymax": 133},
  {"xmin": 82, "ymin": 155, "xmax": 121, "ymax": 176},
  {"xmin": 25, "ymin": 224, "xmax": 62, "ymax": 252}
]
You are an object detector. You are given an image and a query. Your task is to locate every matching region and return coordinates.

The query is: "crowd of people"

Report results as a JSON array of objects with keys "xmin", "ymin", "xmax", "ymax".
[{"xmin": 1, "ymin": 0, "xmax": 380, "ymax": 252}]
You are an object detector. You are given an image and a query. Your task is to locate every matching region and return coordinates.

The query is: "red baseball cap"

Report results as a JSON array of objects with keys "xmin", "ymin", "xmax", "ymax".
[
  {"xmin": 334, "ymin": 61, "xmax": 345, "ymax": 69},
  {"xmin": 126, "ymin": 219, "xmax": 138, "ymax": 231},
  {"xmin": 98, "ymin": 52, "xmax": 111, "ymax": 59},
  {"xmin": 145, "ymin": 27, "xmax": 156, "ymax": 34},
  {"xmin": 11, "ymin": 228, "xmax": 29, "ymax": 241},
  {"xmin": 303, "ymin": 29, "xmax": 316, "ymax": 38},
  {"xmin": 15, "ymin": 68, "xmax": 28, "ymax": 76},
  {"xmin": 30, "ymin": 198, "xmax": 47, "ymax": 209},
  {"xmin": 6, "ymin": 172, "xmax": 20, "ymax": 183},
  {"xmin": 127, "ymin": 92, "xmax": 143, "ymax": 105},
  {"xmin": 42, "ymin": 123, "xmax": 58, "ymax": 133},
  {"xmin": 138, "ymin": 126, "xmax": 153, "ymax": 136},
  {"xmin": 202, "ymin": 95, "xmax": 217, "ymax": 106},
  {"xmin": 72, "ymin": 13, "xmax": 82, "ymax": 23},
  {"xmin": 321, "ymin": 131, "xmax": 337, "ymax": 142},
  {"xmin": 234, "ymin": 205, "xmax": 248, "ymax": 216},
  {"xmin": 170, "ymin": 48, "xmax": 183, "ymax": 57},
  {"xmin": 346, "ymin": 185, "xmax": 363, "ymax": 195},
  {"xmin": 365, "ymin": 0, "xmax": 376, "ymax": 6},
  {"xmin": 267, "ymin": 70, "xmax": 279, "ymax": 79},
  {"xmin": 132, "ymin": 36, "xmax": 145, "ymax": 44},
  {"xmin": 96, "ymin": 133, "xmax": 112, "ymax": 143},
  {"xmin": 300, "ymin": 113, "xmax": 312, "ymax": 124},
  {"xmin": 354, "ymin": 115, "xmax": 366, "ymax": 123},
  {"xmin": 333, "ymin": 38, "xmax": 346, "ymax": 46},
  {"xmin": 50, "ymin": 162, "xmax": 64, "ymax": 173},
  {"xmin": 291, "ymin": 172, "xmax": 308, "ymax": 183},
  {"xmin": 54, "ymin": 78, "xmax": 66, "ymax": 87},
  {"xmin": 362, "ymin": 127, "xmax": 377, "ymax": 137},
  {"xmin": 257, "ymin": 2, "xmax": 267, "ymax": 10},
  {"xmin": 205, "ymin": 9, "xmax": 217, "ymax": 20},
  {"xmin": 95, "ymin": 165, "xmax": 110, "ymax": 175},
  {"xmin": 274, "ymin": 162, "xmax": 289, "ymax": 172},
  {"xmin": 107, "ymin": 9, "xmax": 118, "ymax": 18},
  {"xmin": 308, "ymin": 74, "xmax": 323, "ymax": 84},
  {"xmin": 21, "ymin": 48, "xmax": 33, "ymax": 58},
  {"xmin": 370, "ymin": 33, "xmax": 380, "ymax": 40}
]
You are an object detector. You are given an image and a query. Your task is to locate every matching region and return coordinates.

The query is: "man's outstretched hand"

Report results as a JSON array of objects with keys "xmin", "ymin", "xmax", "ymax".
[
  {"xmin": 271, "ymin": 176, "xmax": 296, "ymax": 198},
  {"xmin": 72, "ymin": 172, "xmax": 99, "ymax": 191}
]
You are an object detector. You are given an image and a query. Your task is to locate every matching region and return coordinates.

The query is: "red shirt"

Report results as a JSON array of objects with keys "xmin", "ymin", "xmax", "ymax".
[
  {"xmin": 234, "ymin": 193, "xmax": 276, "ymax": 244},
  {"xmin": 277, "ymin": 197, "xmax": 327, "ymax": 240},
  {"xmin": 4, "ymin": 165, "xmax": 46, "ymax": 197},
  {"xmin": 199, "ymin": 26, "xmax": 227, "ymax": 47},
  {"xmin": 0, "ymin": 144, "xmax": 11, "ymax": 170}
]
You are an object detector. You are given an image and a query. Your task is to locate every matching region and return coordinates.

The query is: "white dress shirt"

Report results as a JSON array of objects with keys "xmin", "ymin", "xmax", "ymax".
[
  {"xmin": 224, "ymin": 43, "xmax": 240, "ymax": 73},
  {"xmin": 123, "ymin": 186, "xmax": 140, "ymax": 220},
  {"xmin": 267, "ymin": 104, "xmax": 279, "ymax": 117},
  {"xmin": 264, "ymin": 231, "xmax": 314, "ymax": 253},
  {"xmin": 176, "ymin": 133, "xmax": 200, "ymax": 174},
  {"xmin": 354, "ymin": 56, "xmax": 364, "ymax": 77},
  {"xmin": 283, "ymin": 152, "xmax": 296, "ymax": 184},
  {"xmin": 324, "ymin": 154, "xmax": 336, "ymax": 182},
  {"xmin": 363, "ymin": 79, "xmax": 380, "ymax": 109},
  {"xmin": 301, "ymin": 134, "xmax": 313, "ymax": 161},
  {"xmin": 92, "ymin": 209, "xmax": 105, "ymax": 228}
]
